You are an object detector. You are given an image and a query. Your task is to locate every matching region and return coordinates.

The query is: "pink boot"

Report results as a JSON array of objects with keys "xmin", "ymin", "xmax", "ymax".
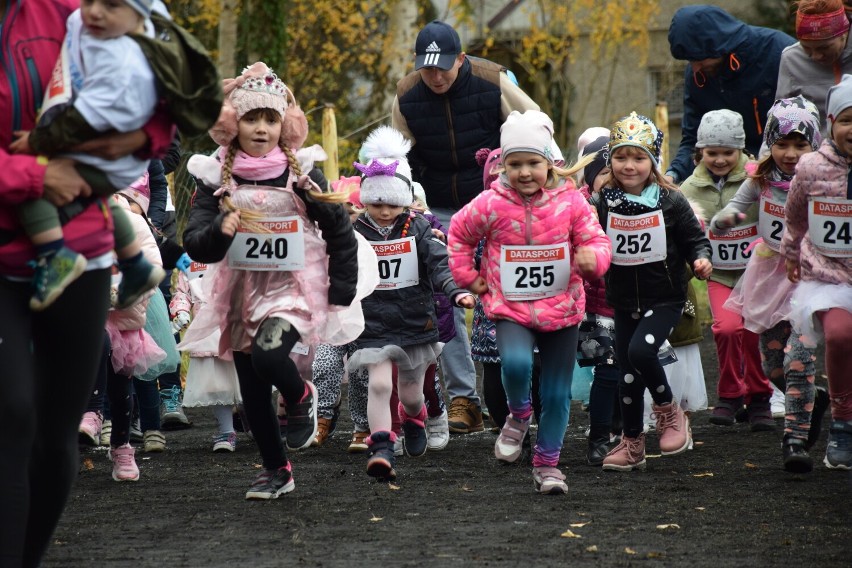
[{"xmin": 653, "ymin": 401, "xmax": 693, "ymax": 455}]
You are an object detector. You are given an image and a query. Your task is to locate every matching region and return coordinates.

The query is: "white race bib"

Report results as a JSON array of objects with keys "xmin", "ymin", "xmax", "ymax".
[
  {"xmin": 707, "ymin": 223, "xmax": 757, "ymax": 269},
  {"xmin": 371, "ymin": 237, "xmax": 419, "ymax": 289},
  {"xmin": 607, "ymin": 210, "xmax": 667, "ymax": 266},
  {"xmin": 228, "ymin": 216, "xmax": 306, "ymax": 271},
  {"xmin": 186, "ymin": 261, "xmax": 208, "ymax": 281},
  {"xmin": 808, "ymin": 197, "xmax": 852, "ymax": 258},
  {"xmin": 499, "ymin": 243, "xmax": 571, "ymax": 300},
  {"xmin": 38, "ymin": 43, "xmax": 72, "ymax": 120},
  {"xmin": 758, "ymin": 196, "xmax": 786, "ymax": 252}
]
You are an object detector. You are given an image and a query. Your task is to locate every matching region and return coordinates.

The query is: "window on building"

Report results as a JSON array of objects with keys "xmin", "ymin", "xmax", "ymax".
[{"xmin": 649, "ymin": 65, "xmax": 686, "ymax": 123}]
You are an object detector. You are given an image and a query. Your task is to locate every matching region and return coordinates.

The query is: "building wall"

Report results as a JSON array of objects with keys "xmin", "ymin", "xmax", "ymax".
[{"xmin": 448, "ymin": 0, "xmax": 766, "ymax": 164}]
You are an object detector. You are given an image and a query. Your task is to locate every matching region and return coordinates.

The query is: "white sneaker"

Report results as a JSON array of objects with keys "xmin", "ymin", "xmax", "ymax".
[
  {"xmin": 426, "ymin": 409, "xmax": 450, "ymax": 451},
  {"xmin": 770, "ymin": 384, "xmax": 786, "ymax": 419},
  {"xmin": 393, "ymin": 435, "xmax": 404, "ymax": 456}
]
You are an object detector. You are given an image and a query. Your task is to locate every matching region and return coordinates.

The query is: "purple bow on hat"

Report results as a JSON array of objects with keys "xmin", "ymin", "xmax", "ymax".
[{"xmin": 353, "ymin": 160, "xmax": 399, "ymax": 177}]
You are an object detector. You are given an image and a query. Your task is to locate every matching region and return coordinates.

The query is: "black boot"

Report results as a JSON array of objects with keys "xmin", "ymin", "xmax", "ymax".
[
  {"xmin": 782, "ymin": 435, "xmax": 813, "ymax": 474},
  {"xmin": 587, "ymin": 437, "xmax": 610, "ymax": 467}
]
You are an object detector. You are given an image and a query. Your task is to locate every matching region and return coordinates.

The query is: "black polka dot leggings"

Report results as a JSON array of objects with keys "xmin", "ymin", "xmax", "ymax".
[{"xmin": 614, "ymin": 304, "xmax": 684, "ymax": 439}]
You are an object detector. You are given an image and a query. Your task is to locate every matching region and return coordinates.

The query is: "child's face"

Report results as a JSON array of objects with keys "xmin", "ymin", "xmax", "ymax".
[
  {"xmin": 832, "ymin": 107, "xmax": 852, "ymax": 156},
  {"xmin": 610, "ymin": 146, "xmax": 652, "ymax": 195},
  {"xmin": 81, "ymin": 0, "xmax": 144, "ymax": 39},
  {"xmin": 770, "ymin": 133, "xmax": 812, "ymax": 175},
  {"xmin": 700, "ymin": 146, "xmax": 740, "ymax": 178},
  {"xmin": 503, "ymin": 151, "xmax": 550, "ymax": 197},
  {"xmin": 237, "ymin": 111, "xmax": 282, "ymax": 158},
  {"xmin": 591, "ymin": 167, "xmax": 611, "ymax": 193},
  {"xmin": 366, "ymin": 203, "xmax": 404, "ymax": 226}
]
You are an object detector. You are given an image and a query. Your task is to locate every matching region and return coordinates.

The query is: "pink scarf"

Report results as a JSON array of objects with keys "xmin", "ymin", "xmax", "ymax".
[{"xmin": 217, "ymin": 145, "xmax": 288, "ymax": 182}]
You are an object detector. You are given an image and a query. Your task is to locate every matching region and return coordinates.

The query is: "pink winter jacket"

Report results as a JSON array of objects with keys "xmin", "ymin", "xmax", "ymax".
[
  {"xmin": 107, "ymin": 198, "xmax": 163, "ymax": 330},
  {"xmin": 448, "ymin": 178, "xmax": 611, "ymax": 331},
  {"xmin": 781, "ymin": 141, "xmax": 852, "ymax": 286}
]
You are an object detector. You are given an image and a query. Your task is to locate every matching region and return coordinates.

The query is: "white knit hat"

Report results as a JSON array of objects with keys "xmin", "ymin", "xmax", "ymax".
[
  {"xmin": 695, "ymin": 109, "xmax": 746, "ymax": 149},
  {"xmin": 356, "ymin": 126, "xmax": 414, "ymax": 207},
  {"xmin": 501, "ymin": 110, "xmax": 555, "ymax": 161}
]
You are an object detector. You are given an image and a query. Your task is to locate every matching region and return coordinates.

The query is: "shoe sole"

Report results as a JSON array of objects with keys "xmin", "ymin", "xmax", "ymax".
[
  {"xmin": 29, "ymin": 254, "xmax": 88, "ymax": 311},
  {"xmin": 161, "ymin": 414, "xmax": 192, "ymax": 430},
  {"xmin": 708, "ymin": 416, "xmax": 736, "ymax": 426},
  {"xmin": 749, "ymin": 422, "xmax": 776, "ymax": 432},
  {"xmin": 145, "ymin": 444, "xmax": 166, "ymax": 453},
  {"xmin": 347, "ymin": 444, "xmax": 369, "ymax": 453},
  {"xmin": 404, "ymin": 439, "xmax": 427, "ymax": 458},
  {"xmin": 495, "ymin": 442, "xmax": 523, "ymax": 463},
  {"xmin": 114, "ymin": 266, "xmax": 167, "ymax": 310},
  {"xmin": 213, "ymin": 445, "xmax": 236, "ymax": 453},
  {"xmin": 784, "ymin": 456, "xmax": 813, "ymax": 474},
  {"xmin": 602, "ymin": 460, "xmax": 647, "ymax": 472},
  {"xmin": 823, "ymin": 456, "xmax": 852, "ymax": 470},
  {"xmin": 245, "ymin": 479, "xmax": 295, "ymax": 500},
  {"xmin": 79, "ymin": 431, "xmax": 99, "ymax": 446},
  {"xmin": 366, "ymin": 458, "xmax": 397, "ymax": 481},
  {"xmin": 112, "ymin": 472, "xmax": 140, "ymax": 482},
  {"xmin": 535, "ymin": 483, "xmax": 568, "ymax": 495},
  {"xmin": 448, "ymin": 423, "xmax": 485, "ymax": 434},
  {"xmin": 427, "ymin": 437, "xmax": 449, "ymax": 451},
  {"xmin": 286, "ymin": 382, "xmax": 319, "ymax": 451}
]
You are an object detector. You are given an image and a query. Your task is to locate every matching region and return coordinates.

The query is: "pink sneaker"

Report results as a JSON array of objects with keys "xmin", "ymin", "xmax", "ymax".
[
  {"xmin": 78, "ymin": 411, "xmax": 102, "ymax": 446},
  {"xmin": 652, "ymin": 401, "xmax": 692, "ymax": 455},
  {"xmin": 494, "ymin": 415, "xmax": 530, "ymax": 463},
  {"xmin": 602, "ymin": 434, "xmax": 646, "ymax": 471},
  {"xmin": 109, "ymin": 443, "xmax": 140, "ymax": 482}
]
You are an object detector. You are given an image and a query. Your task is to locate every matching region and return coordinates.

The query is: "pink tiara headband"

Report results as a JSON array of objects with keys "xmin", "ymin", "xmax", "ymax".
[{"xmin": 796, "ymin": 7, "xmax": 850, "ymax": 41}]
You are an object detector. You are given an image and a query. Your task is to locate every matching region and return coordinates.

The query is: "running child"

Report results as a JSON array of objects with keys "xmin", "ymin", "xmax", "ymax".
[
  {"xmin": 449, "ymin": 110, "xmax": 611, "ymax": 494},
  {"xmin": 592, "ymin": 112, "xmax": 712, "ymax": 472}
]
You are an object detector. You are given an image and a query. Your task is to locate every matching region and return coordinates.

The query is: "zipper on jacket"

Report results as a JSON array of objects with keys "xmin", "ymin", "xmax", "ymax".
[
  {"xmin": 752, "ymin": 98, "xmax": 762, "ymax": 135},
  {"xmin": 1, "ymin": 1, "xmax": 23, "ymax": 131},
  {"xmin": 445, "ymin": 99, "xmax": 460, "ymax": 207},
  {"xmin": 24, "ymin": 47, "xmax": 42, "ymax": 113},
  {"xmin": 524, "ymin": 199, "xmax": 538, "ymax": 327}
]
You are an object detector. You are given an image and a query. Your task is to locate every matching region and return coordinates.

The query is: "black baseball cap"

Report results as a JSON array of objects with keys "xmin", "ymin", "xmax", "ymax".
[{"xmin": 414, "ymin": 20, "xmax": 462, "ymax": 71}]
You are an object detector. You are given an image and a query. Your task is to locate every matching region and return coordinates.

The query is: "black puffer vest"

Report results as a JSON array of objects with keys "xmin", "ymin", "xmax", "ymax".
[{"xmin": 397, "ymin": 57, "xmax": 503, "ymax": 209}]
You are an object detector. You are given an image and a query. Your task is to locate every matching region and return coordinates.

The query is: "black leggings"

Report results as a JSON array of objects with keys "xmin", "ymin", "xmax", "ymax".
[
  {"xmin": 232, "ymin": 317, "xmax": 305, "ymax": 470},
  {"xmin": 0, "ymin": 269, "xmax": 110, "ymax": 567},
  {"xmin": 614, "ymin": 304, "xmax": 683, "ymax": 438},
  {"xmin": 482, "ymin": 360, "xmax": 542, "ymax": 430}
]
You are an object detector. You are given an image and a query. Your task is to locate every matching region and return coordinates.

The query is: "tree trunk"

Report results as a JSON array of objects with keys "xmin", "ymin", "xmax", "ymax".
[
  {"xmin": 217, "ymin": 0, "xmax": 239, "ymax": 79},
  {"xmin": 377, "ymin": 0, "xmax": 418, "ymax": 114}
]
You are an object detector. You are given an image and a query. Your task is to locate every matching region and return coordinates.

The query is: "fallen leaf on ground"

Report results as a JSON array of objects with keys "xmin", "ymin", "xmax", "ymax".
[
  {"xmin": 370, "ymin": 516, "xmax": 383, "ymax": 522},
  {"xmin": 461, "ymin": 484, "xmax": 474, "ymax": 492},
  {"xmin": 693, "ymin": 472, "xmax": 714, "ymax": 477},
  {"xmin": 647, "ymin": 551, "xmax": 666, "ymax": 558},
  {"xmin": 586, "ymin": 545, "xmax": 598, "ymax": 552},
  {"xmin": 388, "ymin": 483, "xmax": 400, "ymax": 490},
  {"xmin": 253, "ymin": 463, "xmax": 262, "ymax": 469},
  {"xmin": 745, "ymin": 462, "xmax": 758, "ymax": 469},
  {"xmin": 695, "ymin": 507, "xmax": 706, "ymax": 511},
  {"xmin": 570, "ymin": 522, "xmax": 590, "ymax": 528},
  {"xmin": 82, "ymin": 458, "xmax": 94, "ymax": 471},
  {"xmin": 560, "ymin": 530, "xmax": 582, "ymax": 538},
  {"xmin": 694, "ymin": 441, "xmax": 704, "ymax": 446},
  {"xmin": 656, "ymin": 524, "xmax": 681, "ymax": 530},
  {"xmin": 625, "ymin": 547, "xmax": 637, "ymax": 555},
  {"xmin": 646, "ymin": 454, "xmax": 662, "ymax": 459}
]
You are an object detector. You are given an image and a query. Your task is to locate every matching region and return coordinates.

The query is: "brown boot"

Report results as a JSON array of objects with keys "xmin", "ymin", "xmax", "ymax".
[{"xmin": 447, "ymin": 397, "xmax": 484, "ymax": 433}]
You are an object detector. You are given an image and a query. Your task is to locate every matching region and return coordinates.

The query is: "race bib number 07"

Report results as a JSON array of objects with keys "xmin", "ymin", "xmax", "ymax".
[
  {"xmin": 371, "ymin": 237, "xmax": 419, "ymax": 289},
  {"xmin": 500, "ymin": 243, "xmax": 570, "ymax": 301},
  {"xmin": 228, "ymin": 216, "xmax": 306, "ymax": 271}
]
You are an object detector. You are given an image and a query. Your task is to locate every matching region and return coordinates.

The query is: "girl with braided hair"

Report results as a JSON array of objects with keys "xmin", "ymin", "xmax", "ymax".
[{"xmin": 179, "ymin": 62, "xmax": 377, "ymax": 499}]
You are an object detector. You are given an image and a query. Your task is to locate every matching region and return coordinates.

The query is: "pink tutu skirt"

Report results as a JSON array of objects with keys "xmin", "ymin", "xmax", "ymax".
[
  {"xmin": 106, "ymin": 323, "xmax": 166, "ymax": 377},
  {"xmin": 724, "ymin": 243, "xmax": 794, "ymax": 333}
]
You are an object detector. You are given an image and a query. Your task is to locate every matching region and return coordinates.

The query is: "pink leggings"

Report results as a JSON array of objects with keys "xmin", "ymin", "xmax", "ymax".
[
  {"xmin": 818, "ymin": 308, "xmax": 852, "ymax": 421},
  {"xmin": 707, "ymin": 280, "xmax": 772, "ymax": 400}
]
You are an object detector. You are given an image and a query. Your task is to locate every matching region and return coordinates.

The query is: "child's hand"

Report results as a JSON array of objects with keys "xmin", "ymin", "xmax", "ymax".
[
  {"xmin": 574, "ymin": 246, "xmax": 598, "ymax": 276},
  {"xmin": 693, "ymin": 258, "xmax": 712, "ymax": 280},
  {"xmin": 715, "ymin": 211, "xmax": 746, "ymax": 230},
  {"xmin": 468, "ymin": 276, "xmax": 488, "ymax": 295},
  {"xmin": 220, "ymin": 210, "xmax": 241, "ymax": 237},
  {"xmin": 455, "ymin": 292, "xmax": 476, "ymax": 309},
  {"xmin": 9, "ymin": 130, "xmax": 33, "ymax": 154},
  {"xmin": 785, "ymin": 259, "xmax": 801, "ymax": 283},
  {"xmin": 171, "ymin": 311, "xmax": 191, "ymax": 333},
  {"xmin": 431, "ymin": 228, "xmax": 446, "ymax": 242}
]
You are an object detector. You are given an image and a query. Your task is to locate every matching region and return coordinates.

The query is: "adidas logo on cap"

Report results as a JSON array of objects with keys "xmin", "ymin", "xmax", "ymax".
[{"xmin": 425, "ymin": 41, "xmax": 441, "ymax": 53}]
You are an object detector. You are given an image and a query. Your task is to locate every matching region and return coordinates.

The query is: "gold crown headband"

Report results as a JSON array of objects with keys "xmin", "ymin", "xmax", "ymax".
[{"xmin": 609, "ymin": 112, "xmax": 662, "ymax": 161}]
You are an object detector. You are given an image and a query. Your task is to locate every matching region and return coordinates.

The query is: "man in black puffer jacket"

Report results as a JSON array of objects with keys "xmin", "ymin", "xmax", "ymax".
[{"xmin": 391, "ymin": 20, "xmax": 540, "ymax": 436}]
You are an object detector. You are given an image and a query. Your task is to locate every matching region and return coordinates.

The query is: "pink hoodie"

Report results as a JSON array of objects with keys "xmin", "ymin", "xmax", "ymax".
[{"xmin": 449, "ymin": 177, "xmax": 611, "ymax": 332}]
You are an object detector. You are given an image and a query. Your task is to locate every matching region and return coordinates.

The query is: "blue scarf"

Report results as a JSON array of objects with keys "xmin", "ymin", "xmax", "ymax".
[{"xmin": 602, "ymin": 183, "xmax": 662, "ymax": 215}]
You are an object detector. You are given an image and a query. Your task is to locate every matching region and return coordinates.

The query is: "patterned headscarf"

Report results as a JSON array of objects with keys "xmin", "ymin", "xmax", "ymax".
[{"xmin": 764, "ymin": 95, "xmax": 822, "ymax": 151}]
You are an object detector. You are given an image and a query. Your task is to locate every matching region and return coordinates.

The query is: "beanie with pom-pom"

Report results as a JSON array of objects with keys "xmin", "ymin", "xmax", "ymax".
[{"xmin": 356, "ymin": 126, "xmax": 414, "ymax": 207}]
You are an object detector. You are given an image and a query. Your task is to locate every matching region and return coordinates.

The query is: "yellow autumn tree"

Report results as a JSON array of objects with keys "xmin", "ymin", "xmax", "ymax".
[{"xmin": 478, "ymin": 0, "xmax": 658, "ymax": 152}]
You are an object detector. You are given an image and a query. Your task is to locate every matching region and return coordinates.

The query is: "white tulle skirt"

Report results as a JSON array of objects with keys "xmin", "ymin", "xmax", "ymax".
[
  {"xmin": 348, "ymin": 343, "xmax": 443, "ymax": 373},
  {"xmin": 644, "ymin": 343, "xmax": 707, "ymax": 424},
  {"xmin": 789, "ymin": 280, "xmax": 852, "ymax": 348},
  {"xmin": 183, "ymin": 355, "xmax": 242, "ymax": 407}
]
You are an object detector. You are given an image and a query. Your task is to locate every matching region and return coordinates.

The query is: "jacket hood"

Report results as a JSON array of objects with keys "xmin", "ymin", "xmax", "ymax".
[{"xmin": 669, "ymin": 5, "xmax": 749, "ymax": 60}]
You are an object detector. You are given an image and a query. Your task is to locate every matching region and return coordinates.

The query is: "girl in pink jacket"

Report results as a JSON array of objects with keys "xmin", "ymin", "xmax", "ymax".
[
  {"xmin": 782, "ymin": 75, "xmax": 852, "ymax": 470},
  {"xmin": 448, "ymin": 110, "xmax": 611, "ymax": 495}
]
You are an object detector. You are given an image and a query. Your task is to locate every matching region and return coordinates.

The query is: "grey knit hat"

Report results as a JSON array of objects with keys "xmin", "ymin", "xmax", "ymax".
[
  {"xmin": 827, "ymin": 74, "xmax": 852, "ymax": 124},
  {"xmin": 695, "ymin": 109, "xmax": 746, "ymax": 149}
]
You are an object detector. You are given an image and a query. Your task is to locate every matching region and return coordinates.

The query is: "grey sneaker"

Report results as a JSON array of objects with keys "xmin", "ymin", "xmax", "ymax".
[
  {"xmin": 160, "ymin": 386, "xmax": 192, "ymax": 430},
  {"xmin": 533, "ymin": 466, "xmax": 568, "ymax": 495},
  {"xmin": 824, "ymin": 420, "xmax": 852, "ymax": 470},
  {"xmin": 245, "ymin": 463, "xmax": 295, "ymax": 500}
]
